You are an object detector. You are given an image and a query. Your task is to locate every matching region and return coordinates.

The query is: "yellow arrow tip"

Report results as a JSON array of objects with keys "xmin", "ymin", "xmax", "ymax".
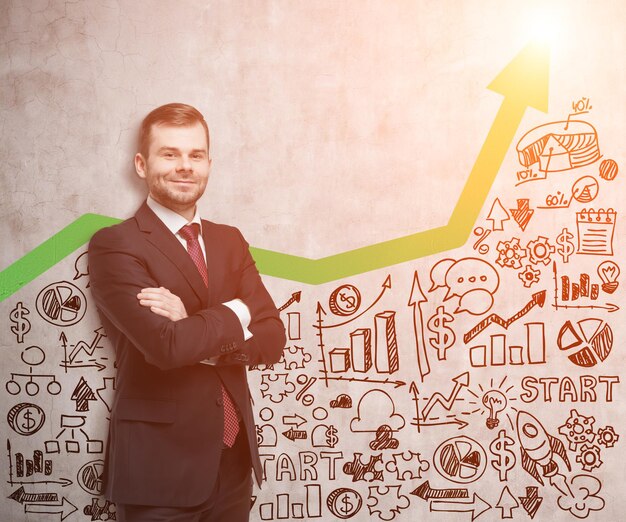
[{"xmin": 488, "ymin": 42, "xmax": 550, "ymax": 113}]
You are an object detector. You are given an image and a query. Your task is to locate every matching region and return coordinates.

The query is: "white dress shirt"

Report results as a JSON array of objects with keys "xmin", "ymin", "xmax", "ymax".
[{"xmin": 146, "ymin": 197, "xmax": 253, "ymax": 348}]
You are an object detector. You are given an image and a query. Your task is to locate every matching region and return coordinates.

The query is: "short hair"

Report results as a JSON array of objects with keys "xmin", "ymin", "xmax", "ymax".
[{"xmin": 138, "ymin": 103, "xmax": 210, "ymax": 158}]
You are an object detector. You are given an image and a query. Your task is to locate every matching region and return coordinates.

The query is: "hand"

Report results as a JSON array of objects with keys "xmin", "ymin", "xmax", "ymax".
[{"xmin": 137, "ymin": 287, "xmax": 188, "ymax": 321}]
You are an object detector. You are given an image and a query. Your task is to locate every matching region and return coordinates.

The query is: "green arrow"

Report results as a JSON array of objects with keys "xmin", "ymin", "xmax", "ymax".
[{"xmin": 0, "ymin": 43, "xmax": 549, "ymax": 300}]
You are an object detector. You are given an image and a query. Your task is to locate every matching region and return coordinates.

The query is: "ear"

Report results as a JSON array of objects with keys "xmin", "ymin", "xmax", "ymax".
[{"xmin": 135, "ymin": 153, "xmax": 147, "ymax": 179}]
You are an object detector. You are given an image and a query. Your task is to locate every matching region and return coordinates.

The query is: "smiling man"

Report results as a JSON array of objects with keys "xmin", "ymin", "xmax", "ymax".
[{"xmin": 88, "ymin": 103, "xmax": 286, "ymax": 521}]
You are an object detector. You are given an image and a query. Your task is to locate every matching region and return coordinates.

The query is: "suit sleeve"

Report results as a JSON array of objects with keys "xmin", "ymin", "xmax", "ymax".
[
  {"xmin": 221, "ymin": 228, "xmax": 286, "ymax": 366},
  {"xmin": 88, "ymin": 226, "xmax": 245, "ymax": 371}
]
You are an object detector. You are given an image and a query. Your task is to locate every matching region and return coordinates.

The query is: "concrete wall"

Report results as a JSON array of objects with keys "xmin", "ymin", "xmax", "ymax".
[{"xmin": 1, "ymin": 1, "xmax": 625, "ymax": 520}]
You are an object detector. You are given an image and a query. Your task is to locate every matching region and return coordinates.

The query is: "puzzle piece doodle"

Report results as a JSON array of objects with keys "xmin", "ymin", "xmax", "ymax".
[
  {"xmin": 385, "ymin": 451, "xmax": 430, "ymax": 480},
  {"xmin": 259, "ymin": 374, "xmax": 296, "ymax": 403},
  {"xmin": 84, "ymin": 497, "xmax": 116, "ymax": 520},
  {"xmin": 281, "ymin": 345, "xmax": 312, "ymax": 370},
  {"xmin": 367, "ymin": 485, "xmax": 411, "ymax": 521},
  {"xmin": 343, "ymin": 453, "xmax": 384, "ymax": 482}
]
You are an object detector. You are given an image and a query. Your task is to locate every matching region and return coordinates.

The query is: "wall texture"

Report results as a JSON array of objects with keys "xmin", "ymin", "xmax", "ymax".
[{"xmin": 1, "ymin": 1, "xmax": 625, "ymax": 521}]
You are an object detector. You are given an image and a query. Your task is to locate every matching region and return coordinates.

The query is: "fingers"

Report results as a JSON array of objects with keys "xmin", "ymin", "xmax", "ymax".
[
  {"xmin": 136, "ymin": 287, "xmax": 188, "ymax": 321},
  {"xmin": 147, "ymin": 304, "xmax": 176, "ymax": 321}
]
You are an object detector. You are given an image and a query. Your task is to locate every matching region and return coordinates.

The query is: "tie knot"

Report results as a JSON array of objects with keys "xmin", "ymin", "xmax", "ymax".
[{"xmin": 179, "ymin": 223, "xmax": 200, "ymax": 241}]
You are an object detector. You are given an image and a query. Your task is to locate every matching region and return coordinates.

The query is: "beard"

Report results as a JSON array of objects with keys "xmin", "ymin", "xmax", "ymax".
[{"xmin": 147, "ymin": 172, "xmax": 208, "ymax": 212}]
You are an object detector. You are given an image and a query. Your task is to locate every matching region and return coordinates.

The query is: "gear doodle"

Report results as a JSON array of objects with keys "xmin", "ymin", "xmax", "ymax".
[
  {"xmin": 343, "ymin": 453, "xmax": 384, "ymax": 482},
  {"xmin": 558, "ymin": 409, "xmax": 596, "ymax": 451},
  {"xmin": 259, "ymin": 373, "xmax": 296, "ymax": 403},
  {"xmin": 576, "ymin": 443, "xmax": 603, "ymax": 472},
  {"xmin": 597, "ymin": 426, "xmax": 619, "ymax": 448},
  {"xmin": 280, "ymin": 345, "xmax": 312, "ymax": 370},
  {"xmin": 518, "ymin": 265, "xmax": 541, "ymax": 287},
  {"xmin": 526, "ymin": 236, "xmax": 555, "ymax": 265},
  {"xmin": 385, "ymin": 451, "xmax": 430, "ymax": 480},
  {"xmin": 496, "ymin": 238, "xmax": 527, "ymax": 269}
]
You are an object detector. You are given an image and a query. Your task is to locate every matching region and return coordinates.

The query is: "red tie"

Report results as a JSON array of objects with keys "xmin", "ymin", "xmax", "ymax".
[{"xmin": 179, "ymin": 223, "xmax": 240, "ymax": 447}]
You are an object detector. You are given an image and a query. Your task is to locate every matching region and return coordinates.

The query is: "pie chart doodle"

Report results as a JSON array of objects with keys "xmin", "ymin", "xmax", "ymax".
[
  {"xmin": 433, "ymin": 436, "xmax": 487, "ymax": 484},
  {"xmin": 557, "ymin": 318, "xmax": 613, "ymax": 367},
  {"xmin": 36, "ymin": 281, "xmax": 87, "ymax": 326},
  {"xmin": 77, "ymin": 459, "xmax": 105, "ymax": 495}
]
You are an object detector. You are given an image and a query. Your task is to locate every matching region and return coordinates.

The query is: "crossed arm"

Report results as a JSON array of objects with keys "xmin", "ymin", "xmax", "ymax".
[{"xmin": 89, "ymin": 226, "xmax": 286, "ymax": 370}]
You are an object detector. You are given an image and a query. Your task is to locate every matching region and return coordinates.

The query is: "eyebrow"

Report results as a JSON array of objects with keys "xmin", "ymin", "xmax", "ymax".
[{"xmin": 157, "ymin": 147, "xmax": 207, "ymax": 154}]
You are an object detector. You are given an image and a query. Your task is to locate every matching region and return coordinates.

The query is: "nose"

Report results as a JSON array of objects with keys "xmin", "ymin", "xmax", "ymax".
[{"xmin": 177, "ymin": 154, "xmax": 192, "ymax": 172}]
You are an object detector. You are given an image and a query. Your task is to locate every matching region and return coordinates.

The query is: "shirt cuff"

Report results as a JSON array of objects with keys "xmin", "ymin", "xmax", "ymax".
[{"xmin": 223, "ymin": 298, "xmax": 253, "ymax": 341}]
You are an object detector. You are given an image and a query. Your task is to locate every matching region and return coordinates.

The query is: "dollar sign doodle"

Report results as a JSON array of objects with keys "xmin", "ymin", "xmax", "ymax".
[
  {"xmin": 556, "ymin": 227, "xmax": 575, "ymax": 263},
  {"xmin": 21, "ymin": 410, "xmax": 36, "ymax": 431},
  {"xmin": 427, "ymin": 306, "xmax": 455, "ymax": 360},
  {"xmin": 489, "ymin": 430, "xmax": 516, "ymax": 481},
  {"xmin": 340, "ymin": 493, "xmax": 354, "ymax": 515},
  {"xmin": 325, "ymin": 426, "xmax": 338, "ymax": 447},
  {"xmin": 339, "ymin": 292, "xmax": 356, "ymax": 309},
  {"xmin": 10, "ymin": 302, "xmax": 31, "ymax": 344}
]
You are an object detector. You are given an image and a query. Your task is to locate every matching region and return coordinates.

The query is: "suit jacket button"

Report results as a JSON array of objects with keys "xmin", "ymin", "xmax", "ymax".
[{"xmin": 216, "ymin": 397, "xmax": 223, "ymax": 407}]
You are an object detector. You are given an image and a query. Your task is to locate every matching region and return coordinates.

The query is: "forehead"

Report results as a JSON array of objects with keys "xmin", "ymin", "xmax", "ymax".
[{"xmin": 148, "ymin": 122, "xmax": 208, "ymax": 151}]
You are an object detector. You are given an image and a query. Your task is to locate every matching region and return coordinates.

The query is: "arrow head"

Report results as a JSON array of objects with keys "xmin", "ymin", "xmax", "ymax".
[
  {"xmin": 452, "ymin": 372, "xmax": 470, "ymax": 387},
  {"xmin": 382, "ymin": 274, "xmax": 392, "ymax": 289},
  {"xmin": 60, "ymin": 497, "xmax": 78, "ymax": 521},
  {"xmin": 496, "ymin": 485, "xmax": 519, "ymax": 519},
  {"xmin": 8, "ymin": 486, "xmax": 25, "ymax": 503},
  {"xmin": 471, "ymin": 493, "xmax": 492, "ymax": 521},
  {"xmin": 94, "ymin": 326, "xmax": 107, "ymax": 336},
  {"xmin": 455, "ymin": 418, "xmax": 469, "ymax": 430},
  {"xmin": 488, "ymin": 42, "xmax": 550, "ymax": 113},
  {"xmin": 411, "ymin": 480, "xmax": 431, "ymax": 500},
  {"xmin": 533, "ymin": 290, "xmax": 547, "ymax": 307},
  {"xmin": 408, "ymin": 271, "xmax": 427, "ymax": 306},
  {"xmin": 292, "ymin": 291, "xmax": 302, "ymax": 303}
]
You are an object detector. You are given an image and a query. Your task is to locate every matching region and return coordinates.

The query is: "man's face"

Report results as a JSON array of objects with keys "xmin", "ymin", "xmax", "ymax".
[{"xmin": 135, "ymin": 122, "xmax": 211, "ymax": 214}]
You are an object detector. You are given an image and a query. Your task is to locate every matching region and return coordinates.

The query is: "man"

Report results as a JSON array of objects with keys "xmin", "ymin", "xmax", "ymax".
[{"xmin": 88, "ymin": 103, "xmax": 286, "ymax": 521}]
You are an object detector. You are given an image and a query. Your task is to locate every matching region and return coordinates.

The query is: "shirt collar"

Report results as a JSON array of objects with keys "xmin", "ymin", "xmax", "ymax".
[{"xmin": 146, "ymin": 196, "xmax": 203, "ymax": 236}]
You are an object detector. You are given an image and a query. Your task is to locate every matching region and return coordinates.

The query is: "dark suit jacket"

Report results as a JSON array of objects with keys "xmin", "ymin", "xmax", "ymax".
[{"xmin": 88, "ymin": 202, "xmax": 286, "ymax": 507}]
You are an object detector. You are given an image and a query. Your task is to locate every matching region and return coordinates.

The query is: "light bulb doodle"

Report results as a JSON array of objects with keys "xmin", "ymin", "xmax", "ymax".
[
  {"xmin": 482, "ymin": 390, "xmax": 507, "ymax": 429},
  {"xmin": 597, "ymin": 261, "xmax": 620, "ymax": 294}
]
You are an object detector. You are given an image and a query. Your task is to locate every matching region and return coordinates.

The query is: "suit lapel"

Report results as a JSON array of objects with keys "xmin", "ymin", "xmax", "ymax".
[{"xmin": 135, "ymin": 202, "xmax": 208, "ymax": 306}]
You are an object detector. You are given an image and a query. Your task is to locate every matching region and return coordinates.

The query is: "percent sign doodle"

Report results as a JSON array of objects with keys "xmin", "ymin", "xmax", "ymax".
[{"xmin": 10, "ymin": 302, "xmax": 31, "ymax": 344}]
